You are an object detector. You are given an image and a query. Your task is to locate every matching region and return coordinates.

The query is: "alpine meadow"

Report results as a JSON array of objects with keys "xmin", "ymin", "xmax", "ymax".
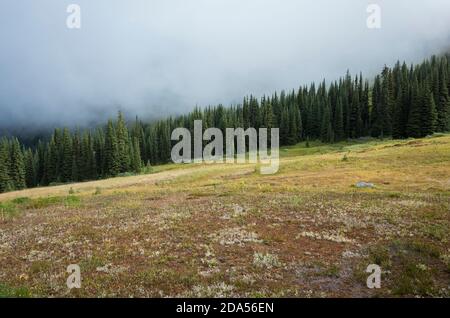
[{"xmin": 0, "ymin": 0, "xmax": 449, "ymax": 304}]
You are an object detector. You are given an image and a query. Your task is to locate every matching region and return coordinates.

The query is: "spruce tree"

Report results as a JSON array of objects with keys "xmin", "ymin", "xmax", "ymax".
[
  {"xmin": 333, "ymin": 97, "xmax": 344, "ymax": 141},
  {"xmin": 349, "ymin": 88, "xmax": 363, "ymax": 138},
  {"xmin": 392, "ymin": 81, "xmax": 405, "ymax": 139},
  {"xmin": 116, "ymin": 112, "xmax": 130, "ymax": 173},
  {"xmin": 147, "ymin": 127, "xmax": 158, "ymax": 165},
  {"xmin": 280, "ymin": 108, "xmax": 289, "ymax": 145},
  {"xmin": 437, "ymin": 69, "xmax": 450, "ymax": 132},
  {"xmin": 406, "ymin": 77, "xmax": 423, "ymax": 138},
  {"xmin": 131, "ymin": 117, "xmax": 146, "ymax": 159},
  {"xmin": 380, "ymin": 67, "xmax": 393, "ymax": 136},
  {"xmin": 321, "ymin": 103, "xmax": 334, "ymax": 143},
  {"xmin": 84, "ymin": 132, "xmax": 97, "ymax": 180},
  {"xmin": 296, "ymin": 106, "xmax": 303, "ymax": 141},
  {"xmin": 361, "ymin": 81, "xmax": 371, "ymax": 135},
  {"xmin": 131, "ymin": 137, "xmax": 142, "ymax": 174},
  {"xmin": 261, "ymin": 100, "xmax": 273, "ymax": 129},
  {"xmin": 104, "ymin": 120, "xmax": 119, "ymax": 176},
  {"xmin": 46, "ymin": 135, "xmax": 60, "ymax": 183},
  {"xmin": 0, "ymin": 139, "xmax": 12, "ymax": 193},
  {"xmin": 24, "ymin": 149, "xmax": 36, "ymax": 188},
  {"xmin": 10, "ymin": 138, "xmax": 26, "ymax": 190},
  {"xmin": 71, "ymin": 131, "xmax": 81, "ymax": 182},
  {"xmin": 287, "ymin": 105, "xmax": 298, "ymax": 145},
  {"xmin": 61, "ymin": 128, "xmax": 73, "ymax": 183},
  {"xmin": 421, "ymin": 84, "xmax": 438, "ymax": 136},
  {"xmin": 371, "ymin": 75, "xmax": 383, "ymax": 137}
]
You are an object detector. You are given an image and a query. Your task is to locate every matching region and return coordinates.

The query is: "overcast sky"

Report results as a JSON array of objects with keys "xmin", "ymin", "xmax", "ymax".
[{"xmin": 1, "ymin": 0, "xmax": 450, "ymax": 131}]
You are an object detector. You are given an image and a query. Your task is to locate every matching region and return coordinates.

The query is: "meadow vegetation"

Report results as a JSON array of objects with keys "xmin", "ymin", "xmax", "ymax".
[{"xmin": 0, "ymin": 134, "xmax": 449, "ymax": 297}]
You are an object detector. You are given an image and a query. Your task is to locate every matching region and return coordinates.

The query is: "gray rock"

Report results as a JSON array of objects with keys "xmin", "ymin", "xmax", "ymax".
[{"xmin": 355, "ymin": 181, "xmax": 375, "ymax": 188}]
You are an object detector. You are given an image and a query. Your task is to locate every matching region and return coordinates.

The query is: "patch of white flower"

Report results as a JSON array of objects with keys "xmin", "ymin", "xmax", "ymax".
[
  {"xmin": 253, "ymin": 252, "xmax": 281, "ymax": 269},
  {"xmin": 342, "ymin": 250, "xmax": 361, "ymax": 258},
  {"xmin": 220, "ymin": 204, "xmax": 247, "ymax": 220},
  {"xmin": 298, "ymin": 230, "xmax": 354, "ymax": 244},
  {"xmin": 211, "ymin": 227, "xmax": 262, "ymax": 246},
  {"xmin": 186, "ymin": 282, "xmax": 235, "ymax": 298},
  {"xmin": 96, "ymin": 263, "xmax": 128, "ymax": 274}
]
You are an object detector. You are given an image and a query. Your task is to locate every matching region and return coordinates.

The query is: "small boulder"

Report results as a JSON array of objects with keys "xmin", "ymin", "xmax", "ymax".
[{"xmin": 355, "ymin": 181, "xmax": 375, "ymax": 188}]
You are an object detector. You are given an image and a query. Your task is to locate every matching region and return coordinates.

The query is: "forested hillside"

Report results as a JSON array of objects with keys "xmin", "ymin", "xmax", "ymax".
[{"xmin": 1, "ymin": 54, "xmax": 449, "ymax": 193}]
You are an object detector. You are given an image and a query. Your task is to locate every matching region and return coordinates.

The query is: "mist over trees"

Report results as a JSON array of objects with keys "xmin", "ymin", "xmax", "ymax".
[{"xmin": 0, "ymin": 54, "xmax": 449, "ymax": 193}]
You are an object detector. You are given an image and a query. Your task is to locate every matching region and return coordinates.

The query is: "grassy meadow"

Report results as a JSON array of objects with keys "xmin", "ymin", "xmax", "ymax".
[{"xmin": 0, "ymin": 134, "xmax": 449, "ymax": 297}]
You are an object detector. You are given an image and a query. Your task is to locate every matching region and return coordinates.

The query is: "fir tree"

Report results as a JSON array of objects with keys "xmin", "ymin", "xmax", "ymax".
[
  {"xmin": 131, "ymin": 137, "xmax": 142, "ymax": 174},
  {"xmin": 392, "ymin": 81, "xmax": 405, "ymax": 139},
  {"xmin": 421, "ymin": 84, "xmax": 438, "ymax": 136},
  {"xmin": 46, "ymin": 135, "xmax": 60, "ymax": 184},
  {"xmin": 406, "ymin": 77, "xmax": 423, "ymax": 138},
  {"xmin": 287, "ymin": 104, "xmax": 298, "ymax": 145},
  {"xmin": 71, "ymin": 131, "xmax": 81, "ymax": 182},
  {"xmin": 321, "ymin": 103, "xmax": 334, "ymax": 143},
  {"xmin": 116, "ymin": 111, "xmax": 130, "ymax": 173},
  {"xmin": 24, "ymin": 149, "xmax": 36, "ymax": 188},
  {"xmin": 10, "ymin": 138, "xmax": 26, "ymax": 190},
  {"xmin": 61, "ymin": 128, "xmax": 73, "ymax": 183},
  {"xmin": 437, "ymin": 68, "xmax": 450, "ymax": 132},
  {"xmin": 333, "ymin": 97, "xmax": 345, "ymax": 141},
  {"xmin": 349, "ymin": 88, "xmax": 363, "ymax": 138},
  {"xmin": 0, "ymin": 139, "xmax": 12, "ymax": 193},
  {"xmin": 104, "ymin": 120, "xmax": 119, "ymax": 176},
  {"xmin": 280, "ymin": 108, "xmax": 289, "ymax": 145}
]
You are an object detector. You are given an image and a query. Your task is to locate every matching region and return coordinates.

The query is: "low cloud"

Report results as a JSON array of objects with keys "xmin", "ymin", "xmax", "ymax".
[{"xmin": 1, "ymin": 0, "xmax": 450, "ymax": 131}]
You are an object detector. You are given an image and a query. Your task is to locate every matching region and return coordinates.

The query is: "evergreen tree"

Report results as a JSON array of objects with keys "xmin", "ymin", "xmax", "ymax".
[
  {"xmin": 0, "ymin": 139, "xmax": 12, "ymax": 193},
  {"xmin": 287, "ymin": 104, "xmax": 298, "ymax": 145},
  {"xmin": 10, "ymin": 138, "xmax": 26, "ymax": 190},
  {"xmin": 46, "ymin": 135, "xmax": 60, "ymax": 184},
  {"xmin": 104, "ymin": 120, "xmax": 119, "ymax": 176},
  {"xmin": 321, "ymin": 103, "xmax": 334, "ymax": 143},
  {"xmin": 406, "ymin": 77, "xmax": 423, "ymax": 138},
  {"xmin": 261, "ymin": 100, "xmax": 274, "ymax": 129},
  {"xmin": 437, "ymin": 68, "xmax": 450, "ymax": 131},
  {"xmin": 371, "ymin": 76, "xmax": 380, "ymax": 137},
  {"xmin": 296, "ymin": 106, "xmax": 303, "ymax": 141},
  {"xmin": 147, "ymin": 126, "xmax": 158, "ymax": 165},
  {"xmin": 392, "ymin": 80, "xmax": 406, "ymax": 139},
  {"xmin": 361, "ymin": 81, "xmax": 371, "ymax": 135},
  {"xmin": 24, "ymin": 149, "xmax": 36, "ymax": 188},
  {"xmin": 280, "ymin": 108, "xmax": 289, "ymax": 145},
  {"xmin": 116, "ymin": 111, "xmax": 130, "ymax": 173},
  {"xmin": 349, "ymin": 88, "xmax": 363, "ymax": 138},
  {"xmin": 380, "ymin": 67, "xmax": 394, "ymax": 137},
  {"xmin": 61, "ymin": 128, "xmax": 73, "ymax": 183},
  {"xmin": 131, "ymin": 116, "xmax": 146, "ymax": 159},
  {"xmin": 131, "ymin": 137, "xmax": 142, "ymax": 174},
  {"xmin": 333, "ymin": 97, "xmax": 345, "ymax": 141},
  {"xmin": 71, "ymin": 131, "xmax": 81, "ymax": 182},
  {"xmin": 421, "ymin": 84, "xmax": 438, "ymax": 136}
]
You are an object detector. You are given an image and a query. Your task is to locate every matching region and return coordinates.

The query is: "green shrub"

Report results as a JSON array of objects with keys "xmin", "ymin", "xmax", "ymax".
[
  {"xmin": 393, "ymin": 262, "xmax": 435, "ymax": 296},
  {"xmin": 25, "ymin": 196, "xmax": 62, "ymax": 209},
  {"xmin": 65, "ymin": 195, "xmax": 81, "ymax": 208},
  {"xmin": 0, "ymin": 284, "xmax": 31, "ymax": 298},
  {"xmin": 11, "ymin": 197, "xmax": 32, "ymax": 205},
  {"xmin": 0, "ymin": 202, "xmax": 17, "ymax": 218}
]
